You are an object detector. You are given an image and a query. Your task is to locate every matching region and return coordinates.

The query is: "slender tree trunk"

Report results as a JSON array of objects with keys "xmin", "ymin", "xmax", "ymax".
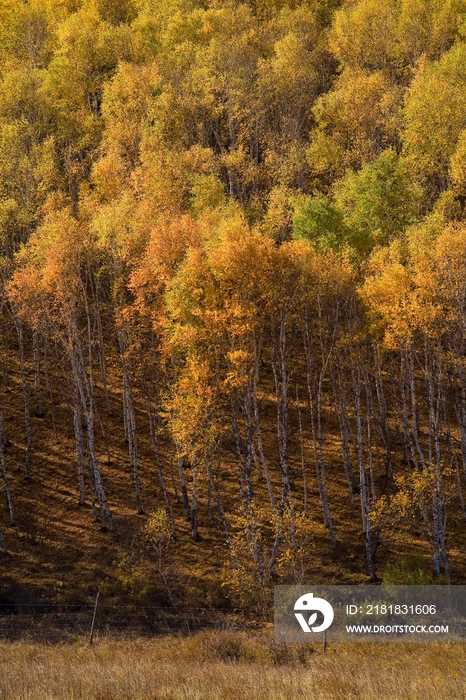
[
  {"xmin": 304, "ymin": 323, "xmax": 335, "ymax": 546},
  {"xmin": 373, "ymin": 347, "xmax": 393, "ymax": 486},
  {"xmin": 242, "ymin": 383, "xmax": 255, "ymax": 505},
  {"xmin": 89, "ymin": 273, "xmax": 112, "ymax": 417},
  {"xmin": 425, "ymin": 346, "xmax": 450, "ymax": 581},
  {"xmin": 331, "ymin": 360, "xmax": 357, "ymax": 506},
  {"xmin": 69, "ymin": 313, "xmax": 116, "ymax": 535},
  {"xmin": 86, "ymin": 457, "xmax": 98, "ymax": 522},
  {"xmin": 141, "ymin": 371, "xmax": 175, "ymax": 533},
  {"xmin": 209, "ymin": 458, "xmax": 236, "ymax": 567},
  {"xmin": 122, "ymin": 366, "xmax": 142, "ymax": 514},
  {"xmin": 252, "ymin": 347, "xmax": 276, "ymax": 512},
  {"xmin": 15, "ymin": 320, "xmax": 32, "ymax": 478},
  {"xmin": 0, "ymin": 406, "xmax": 14, "ymax": 526},
  {"xmin": 72, "ymin": 384, "xmax": 86, "ymax": 506},
  {"xmin": 351, "ymin": 365, "xmax": 376, "ymax": 581},
  {"xmin": 177, "ymin": 453, "xmax": 191, "ymax": 521},
  {"xmin": 270, "ymin": 314, "xmax": 293, "ymax": 533},
  {"xmin": 0, "ymin": 525, "xmax": 6, "ymax": 554},
  {"xmin": 32, "ymin": 332, "xmax": 43, "ymax": 418},
  {"xmin": 231, "ymin": 398, "xmax": 249, "ymax": 514},
  {"xmin": 294, "ymin": 369, "xmax": 307, "ymax": 513},
  {"xmin": 43, "ymin": 338, "xmax": 58, "ymax": 442},
  {"xmin": 191, "ymin": 458, "xmax": 199, "ymax": 541}
]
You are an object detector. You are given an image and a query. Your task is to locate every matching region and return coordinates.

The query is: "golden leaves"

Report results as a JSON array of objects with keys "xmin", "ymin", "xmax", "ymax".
[{"xmin": 362, "ymin": 223, "xmax": 466, "ymax": 348}]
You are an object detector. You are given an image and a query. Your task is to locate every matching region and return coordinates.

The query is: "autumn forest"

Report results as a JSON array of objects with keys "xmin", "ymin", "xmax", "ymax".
[{"xmin": 1, "ymin": 0, "xmax": 466, "ymax": 612}]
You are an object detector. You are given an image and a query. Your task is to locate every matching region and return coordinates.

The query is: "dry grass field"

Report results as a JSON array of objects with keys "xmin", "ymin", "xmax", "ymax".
[{"xmin": 0, "ymin": 631, "xmax": 465, "ymax": 700}]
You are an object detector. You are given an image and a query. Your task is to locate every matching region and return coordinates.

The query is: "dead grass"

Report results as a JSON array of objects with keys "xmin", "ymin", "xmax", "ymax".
[{"xmin": 0, "ymin": 631, "xmax": 464, "ymax": 700}]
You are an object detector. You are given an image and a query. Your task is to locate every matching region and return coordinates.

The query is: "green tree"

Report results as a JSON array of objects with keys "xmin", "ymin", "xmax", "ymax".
[
  {"xmin": 335, "ymin": 149, "xmax": 421, "ymax": 255},
  {"xmin": 292, "ymin": 193, "xmax": 348, "ymax": 252}
]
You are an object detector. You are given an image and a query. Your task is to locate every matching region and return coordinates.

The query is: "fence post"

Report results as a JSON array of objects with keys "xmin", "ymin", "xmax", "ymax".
[{"xmin": 89, "ymin": 592, "xmax": 100, "ymax": 646}]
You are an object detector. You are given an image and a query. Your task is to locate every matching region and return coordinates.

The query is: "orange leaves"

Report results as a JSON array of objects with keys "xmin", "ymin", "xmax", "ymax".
[
  {"xmin": 160, "ymin": 211, "xmax": 359, "ymax": 461},
  {"xmin": 7, "ymin": 262, "xmax": 43, "ymax": 328},
  {"xmin": 8, "ymin": 207, "xmax": 91, "ymax": 330},
  {"xmin": 414, "ymin": 224, "xmax": 466, "ymax": 337},
  {"xmin": 132, "ymin": 215, "xmax": 201, "ymax": 297},
  {"xmin": 362, "ymin": 240, "xmax": 417, "ymax": 348},
  {"xmin": 169, "ymin": 354, "xmax": 222, "ymax": 458}
]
